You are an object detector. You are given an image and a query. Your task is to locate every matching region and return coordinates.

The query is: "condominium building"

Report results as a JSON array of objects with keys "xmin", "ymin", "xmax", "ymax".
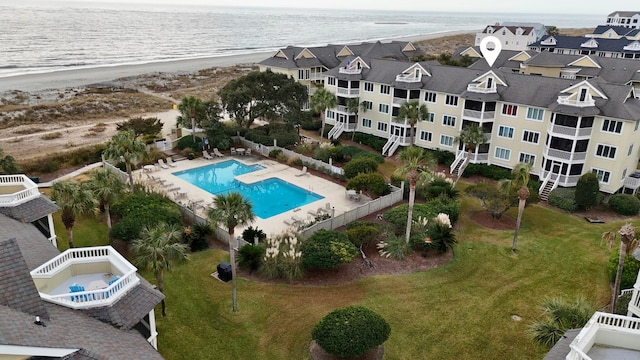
[
  {"xmin": 475, "ymin": 25, "xmax": 539, "ymax": 51},
  {"xmin": 606, "ymin": 11, "xmax": 640, "ymax": 29},
  {"xmin": 259, "ymin": 43, "xmax": 640, "ymax": 198}
]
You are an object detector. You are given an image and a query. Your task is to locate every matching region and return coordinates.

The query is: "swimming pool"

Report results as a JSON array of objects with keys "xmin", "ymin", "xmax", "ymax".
[{"xmin": 173, "ymin": 160, "xmax": 324, "ymax": 219}]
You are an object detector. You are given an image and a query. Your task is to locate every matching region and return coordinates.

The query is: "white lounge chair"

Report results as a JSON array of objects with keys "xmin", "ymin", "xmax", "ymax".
[
  {"xmin": 245, "ymin": 148, "xmax": 252, "ymax": 156},
  {"xmin": 213, "ymin": 148, "xmax": 224, "ymax": 157},
  {"xmin": 295, "ymin": 166, "xmax": 308, "ymax": 177},
  {"xmin": 157, "ymin": 159, "xmax": 169, "ymax": 169},
  {"xmin": 166, "ymin": 157, "xmax": 178, "ymax": 167},
  {"xmin": 318, "ymin": 202, "xmax": 332, "ymax": 215},
  {"xmin": 307, "ymin": 208, "xmax": 319, "ymax": 217},
  {"xmin": 230, "ymin": 147, "xmax": 237, "ymax": 155},
  {"xmin": 283, "ymin": 218, "xmax": 296, "ymax": 226},
  {"xmin": 203, "ymin": 150, "xmax": 214, "ymax": 160}
]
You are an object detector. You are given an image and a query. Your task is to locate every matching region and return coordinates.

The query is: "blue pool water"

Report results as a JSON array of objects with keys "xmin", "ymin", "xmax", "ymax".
[{"xmin": 173, "ymin": 160, "xmax": 324, "ymax": 219}]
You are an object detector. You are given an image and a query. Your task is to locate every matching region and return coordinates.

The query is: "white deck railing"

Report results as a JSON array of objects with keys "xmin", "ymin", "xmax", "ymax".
[
  {"xmin": 31, "ymin": 246, "xmax": 140, "ymax": 309},
  {"xmin": 463, "ymin": 109, "xmax": 496, "ymax": 121},
  {"xmin": 567, "ymin": 312, "xmax": 640, "ymax": 360},
  {"xmin": 0, "ymin": 174, "xmax": 40, "ymax": 206}
]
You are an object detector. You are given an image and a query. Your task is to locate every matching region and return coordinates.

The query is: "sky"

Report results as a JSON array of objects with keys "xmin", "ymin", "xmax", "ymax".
[{"xmin": 26, "ymin": 0, "xmax": 640, "ymax": 15}]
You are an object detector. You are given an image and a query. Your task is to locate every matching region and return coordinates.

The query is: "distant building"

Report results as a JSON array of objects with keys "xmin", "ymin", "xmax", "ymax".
[
  {"xmin": 501, "ymin": 22, "xmax": 546, "ymax": 41},
  {"xmin": 529, "ymin": 35, "xmax": 640, "ymax": 59},
  {"xmin": 588, "ymin": 25, "xmax": 640, "ymax": 40},
  {"xmin": 475, "ymin": 25, "xmax": 539, "ymax": 51},
  {"xmin": 606, "ymin": 11, "xmax": 640, "ymax": 29}
]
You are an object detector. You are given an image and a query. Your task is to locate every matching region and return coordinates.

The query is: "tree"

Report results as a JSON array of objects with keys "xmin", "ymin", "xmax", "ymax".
[
  {"xmin": 88, "ymin": 168, "xmax": 126, "ymax": 230},
  {"xmin": 608, "ymin": 224, "xmax": 637, "ymax": 312},
  {"xmin": 454, "ymin": 123, "xmax": 487, "ymax": 161},
  {"xmin": 207, "ymin": 192, "xmax": 255, "ymax": 312},
  {"xmin": 0, "ymin": 147, "xmax": 18, "ymax": 175},
  {"xmin": 51, "ymin": 180, "xmax": 98, "ymax": 248},
  {"xmin": 546, "ymin": 25, "xmax": 560, "ymax": 36},
  {"xmin": 575, "ymin": 172, "xmax": 599, "ymax": 210},
  {"xmin": 465, "ymin": 182, "xmax": 511, "ymax": 221},
  {"xmin": 394, "ymin": 146, "xmax": 436, "ymax": 243},
  {"xmin": 132, "ymin": 222, "xmax": 189, "ymax": 317},
  {"xmin": 219, "ymin": 70, "xmax": 307, "ymax": 128},
  {"xmin": 499, "ymin": 162, "xmax": 532, "ymax": 252},
  {"xmin": 103, "ymin": 130, "xmax": 147, "ymax": 193},
  {"xmin": 177, "ymin": 96, "xmax": 205, "ymax": 141},
  {"xmin": 116, "ymin": 116, "xmax": 163, "ymax": 140},
  {"xmin": 396, "ymin": 100, "xmax": 429, "ymax": 145},
  {"xmin": 309, "ymin": 87, "xmax": 337, "ymax": 138},
  {"xmin": 346, "ymin": 97, "xmax": 364, "ymax": 141},
  {"xmin": 199, "ymin": 100, "xmax": 231, "ymax": 149}
]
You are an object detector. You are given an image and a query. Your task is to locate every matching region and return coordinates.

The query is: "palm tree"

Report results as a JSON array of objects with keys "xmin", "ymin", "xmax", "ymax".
[
  {"xmin": 499, "ymin": 162, "xmax": 532, "ymax": 252},
  {"xmin": 132, "ymin": 223, "xmax": 189, "ymax": 317},
  {"xmin": 346, "ymin": 97, "xmax": 363, "ymax": 141},
  {"xmin": 103, "ymin": 130, "xmax": 147, "ymax": 193},
  {"xmin": 88, "ymin": 168, "xmax": 127, "ymax": 230},
  {"xmin": 454, "ymin": 123, "xmax": 487, "ymax": 161},
  {"xmin": 394, "ymin": 146, "xmax": 436, "ymax": 243},
  {"xmin": 309, "ymin": 87, "xmax": 337, "ymax": 138},
  {"xmin": 207, "ymin": 192, "xmax": 255, "ymax": 312},
  {"xmin": 51, "ymin": 180, "xmax": 98, "ymax": 248},
  {"xmin": 178, "ymin": 96, "xmax": 205, "ymax": 141},
  {"xmin": 396, "ymin": 100, "xmax": 429, "ymax": 145},
  {"xmin": 608, "ymin": 224, "xmax": 637, "ymax": 312}
]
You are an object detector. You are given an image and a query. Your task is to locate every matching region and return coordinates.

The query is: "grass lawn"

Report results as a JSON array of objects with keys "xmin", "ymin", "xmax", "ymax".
[{"xmin": 50, "ymin": 189, "xmax": 632, "ymax": 359}]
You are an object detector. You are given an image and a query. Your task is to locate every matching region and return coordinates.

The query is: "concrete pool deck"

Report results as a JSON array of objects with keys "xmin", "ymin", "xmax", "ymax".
[{"xmin": 138, "ymin": 154, "xmax": 364, "ymax": 237}]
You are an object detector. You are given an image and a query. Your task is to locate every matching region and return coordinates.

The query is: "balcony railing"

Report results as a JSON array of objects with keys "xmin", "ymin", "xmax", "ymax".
[
  {"xmin": 545, "ymin": 148, "xmax": 587, "ymax": 162},
  {"xmin": 0, "ymin": 174, "xmax": 41, "ymax": 207},
  {"xmin": 308, "ymin": 72, "xmax": 324, "ymax": 81},
  {"xmin": 31, "ymin": 246, "xmax": 140, "ymax": 309},
  {"xmin": 338, "ymin": 67, "xmax": 361, "ymax": 74},
  {"xmin": 463, "ymin": 109, "xmax": 495, "ymax": 121},
  {"xmin": 466, "ymin": 83, "xmax": 497, "ymax": 93},
  {"xmin": 336, "ymin": 88, "xmax": 360, "ymax": 96},
  {"xmin": 624, "ymin": 175, "xmax": 640, "ymax": 190},
  {"xmin": 567, "ymin": 312, "xmax": 640, "ymax": 360},
  {"xmin": 336, "ymin": 105, "xmax": 353, "ymax": 114},
  {"xmin": 548, "ymin": 123, "xmax": 593, "ymax": 137},
  {"xmin": 393, "ymin": 97, "xmax": 407, "ymax": 106},
  {"xmin": 557, "ymin": 96, "xmax": 595, "ymax": 107},
  {"xmin": 395, "ymin": 74, "xmax": 421, "ymax": 83}
]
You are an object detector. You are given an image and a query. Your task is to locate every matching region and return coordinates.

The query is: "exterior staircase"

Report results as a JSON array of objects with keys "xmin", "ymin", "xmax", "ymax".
[
  {"xmin": 538, "ymin": 174, "xmax": 558, "ymax": 201},
  {"xmin": 382, "ymin": 135, "xmax": 401, "ymax": 157},
  {"xmin": 449, "ymin": 151, "xmax": 469, "ymax": 183},
  {"xmin": 328, "ymin": 122, "xmax": 345, "ymax": 140}
]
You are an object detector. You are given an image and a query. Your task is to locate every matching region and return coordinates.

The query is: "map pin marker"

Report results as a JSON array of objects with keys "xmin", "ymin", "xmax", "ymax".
[{"xmin": 480, "ymin": 36, "xmax": 502, "ymax": 67}]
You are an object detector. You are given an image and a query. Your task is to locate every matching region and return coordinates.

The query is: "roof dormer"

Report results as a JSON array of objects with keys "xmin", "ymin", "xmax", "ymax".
[
  {"xmin": 516, "ymin": 27, "xmax": 524, "ymax": 36},
  {"xmin": 273, "ymin": 49, "xmax": 289, "ymax": 59},
  {"xmin": 395, "ymin": 63, "xmax": 430, "ymax": 83},
  {"xmin": 336, "ymin": 45, "xmax": 354, "ymax": 57},
  {"xmin": 541, "ymin": 36, "xmax": 557, "ymax": 46},
  {"xmin": 557, "ymin": 81, "xmax": 607, "ymax": 107},
  {"xmin": 580, "ymin": 38, "xmax": 599, "ymax": 49},
  {"xmin": 508, "ymin": 51, "xmax": 532, "ymax": 62},
  {"xmin": 294, "ymin": 48, "xmax": 317, "ymax": 60},
  {"xmin": 623, "ymin": 40, "xmax": 640, "ymax": 51},
  {"xmin": 467, "ymin": 70, "xmax": 506, "ymax": 93},
  {"xmin": 338, "ymin": 56, "xmax": 369, "ymax": 74},
  {"xmin": 486, "ymin": 26, "xmax": 495, "ymax": 34},
  {"xmin": 568, "ymin": 55, "xmax": 601, "ymax": 68},
  {"xmin": 402, "ymin": 42, "xmax": 417, "ymax": 52}
]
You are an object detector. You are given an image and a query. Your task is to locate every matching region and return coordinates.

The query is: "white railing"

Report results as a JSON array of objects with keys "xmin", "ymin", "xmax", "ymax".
[
  {"xmin": 466, "ymin": 83, "xmax": 497, "ymax": 93},
  {"xmin": 382, "ymin": 134, "xmax": 398, "ymax": 156},
  {"xmin": 568, "ymin": 312, "xmax": 640, "ymax": 360},
  {"xmin": 387, "ymin": 136, "xmax": 403, "ymax": 157},
  {"xmin": 624, "ymin": 176, "xmax": 640, "ymax": 190},
  {"xmin": 629, "ymin": 280, "xmax": 640, "ymax": 317},
  {"xmin": 548, "ymin": 123, "xmax": 592, "ymax": 138},
  {"xmin": 557, "ymin": 96, "xmax": 595, "ymax": 107},
  {"xmin": 328, "ymin": 122, "xmax": 345, "ymax": 140},
  {"xmin": 450, "ymin": 151, "xmax": 468, "ymax": 179},
  {"xmin": 0, "ymin": 174, "xmax": 40, "ymax": 206},
  {"xmin": 308, "ymin": 72, "xmax": 324, "ymax": 81},
  {"xmin": 395, "ymin": 74, "xmax": 420, "ymax": 83},
  {"xmin": 336, "ymin": 88, "xmax": 360, "ymax": 96},
  {"xmin": 30, "ymin": 246, "xmax": 140, "ymax": 309},
  {"xmin": 339, "ymin": 67, "xmax": 362, "ymax": 74},
  {"xmin": 463, "ymin": 109, "xmax": 496, "ymax": 121},
  {"xmin": 545, "ymin": 148, "xmax": 587, "ymax": 162},
  {"xmin": 336, "ymin": 105, "xmax": 353, "ymax": 114},
  {"xmin": 393, "ymin": 97, "xmax": 407, "ymax": 106}
]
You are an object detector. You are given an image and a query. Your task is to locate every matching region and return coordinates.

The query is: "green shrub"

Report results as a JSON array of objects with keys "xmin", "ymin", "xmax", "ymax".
[
  {"xmin": 238, "ymin": 244, "xmax": 266, "ymax": 274},
  {"xmin": 423, "ymin": 177, "xmax": 459, "ymax": 199},
  {"xmin": 383, "ymin": 196, "xmax": 460, "ymax": 231},
  {"xmin": 183, "ymin": 222, "xmax": 212, "ymax": 252},
  {"xmin": 345, "ymin": 221, "xmax": 381, "ymax": 230},
  {"xmin": 352, "ymin": 133, "xmax": 387, "ymax": 152},
  {"xmin": 300, "ymin": 118, "xmax": 322, "ymax": 131},
  {"xmin": 110, "ymin": 192, "xmax": 182, "ymax": 241},
  {"xmin": 268, "ymin": 149, "xmax": 283, "ymax": 158},
  {"xmin": 548, "ymin": 187, "xmax": 578, "ymax": 212},
  {"xmin": 301, "ymin": 229, "xmax": 358, "ymax": 270},
  {"xmin": 608, "ymin": 252, "xmax": 640, "ymax": 289},
  {"xmin": 615, "ymin": 292, "xmax": 633, "ymax": 315},
  {"xmin": 609, "ymin": 194, "xmax": 640, "ymax": 216},
  {"xmin": 428, "ymin": 149, "xmax": 455, "ymax": 165},
  {"xmin": 575, "ymin": 173, "xmax": 600, "ymax": 209},
  {"xmin": 377, "ymin": 235, "xmax": 411, "ymax": 260},
  {"xmin": 343, "ymin": 157, "xmax": 379, "ymax": 179},
  {"xmin": 346, "ymin": 225, "xmax": 380, "ymax": 248},
  {"xmin": 428, "ymin": 218, "xmax": 456, "ymax": 253},
  {"xmin": 312, "ymin": 306, "xmax": 390, "ymax": 357},
  {"xmin": 244, "ymin": 123, "xmax": 299, "ymax": 147},
  {"xmin": 462, "ymin": 163, "xmax": 511, "ymax": 180},
  {"xmin": 346, "ymin": 173, "xmax": 390, "ymax": 197},
  {"xmin": 242, "ymin": 226, "xmax": 266, "ymax": 244},
  {"xmin": 313, "ymin": 146, "xmax": 333, "ymax": 163},
  {"xmin": 334, "ymin": 146, "xmax": 384, "ymax": 164},
  {"xmin": 176, "ymin": 135, "xmax": 202, "ymax": 150}
]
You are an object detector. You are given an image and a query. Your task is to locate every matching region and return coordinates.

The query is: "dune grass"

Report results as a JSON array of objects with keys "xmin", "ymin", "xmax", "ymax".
[{"xmin": 49, "ymin": 188, "xmax": 632, "ymax": 359}]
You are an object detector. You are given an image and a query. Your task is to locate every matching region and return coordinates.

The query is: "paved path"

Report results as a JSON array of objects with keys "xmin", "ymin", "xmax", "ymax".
[{"xmin": 38, "ymin": 162, "xmax": 103, "ymax": 188}]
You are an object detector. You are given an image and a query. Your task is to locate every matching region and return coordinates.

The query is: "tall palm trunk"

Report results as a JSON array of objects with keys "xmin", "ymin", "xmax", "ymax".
[
  {"xmin": 409, "ymin": 125, "xmax": 415, "ymax": 146},
  {"xmin": 191, "ymin": 116, "xmax": 196, "ymax": 141},
  {"xmin": 105, "ymin": 202, "xmax": 112, "ymax": 230},
  {"xmin": 228, "ymin": 228, "xmax": 238, "ymax": 312},
  {"xmin": 157, "ymin": 270, "xmax": 166, "ymax": 316},
  {"xmin": 319, "ymin": 110, "xmax": 326, "ymax": 138},
  {"xmin": 62, "ymin": 210, "xmax": 75, "ymax": 248},
  {"xmin": 611, "ymin": 241, "xmax": 627, "ymax": 312},
  {"xmin": 512, "ymin": 186, "xmax": 530, "ymax": 252},
  {"xmin": 405, "ymin": 180, "xmax": 416, "ymax": 243},
  {"xmin": 125, "ymin": 162, "xmax": 134, "ymax": 193}
]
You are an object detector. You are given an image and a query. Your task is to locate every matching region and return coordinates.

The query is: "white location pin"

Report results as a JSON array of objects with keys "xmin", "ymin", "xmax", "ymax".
[{"xmin": 480, "ymin": 36, "xmax": 502, "ymax": 67}]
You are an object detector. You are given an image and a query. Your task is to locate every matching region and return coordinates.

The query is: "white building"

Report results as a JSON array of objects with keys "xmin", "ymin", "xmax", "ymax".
[{"xmin": 475, "ymin": 25, "xmax": 539, "ymax": 51}]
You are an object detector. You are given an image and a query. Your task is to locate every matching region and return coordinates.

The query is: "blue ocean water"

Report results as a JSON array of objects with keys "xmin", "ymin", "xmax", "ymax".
[{"xmin": 0, "ymin": 1, "xmax": 602, "ymax": 78}]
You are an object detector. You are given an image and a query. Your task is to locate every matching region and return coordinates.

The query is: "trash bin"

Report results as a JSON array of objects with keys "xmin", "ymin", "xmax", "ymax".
[{"xmin": 217, "ymin": 262, "xmax": 232, "ymax": 282}]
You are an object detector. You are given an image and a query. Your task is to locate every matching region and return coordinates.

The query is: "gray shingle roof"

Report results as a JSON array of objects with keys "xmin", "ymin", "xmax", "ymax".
[
  {"xmin": 0, "ymin": 196, "xmax": 59, "ymax": 223},
  {"xmin": 542, "ymin": 328, "xmax": 581, "ymax": 360},
  {"xmin": 592, "ymin": 25, "xmax": 638, "ymax": 36},
  {"xmin": 531, "ymin": 35, "xmax": 640, "ymax": 53},
  {"xmin": 0, "ymin": 214, "xmax": 60, "ymax": 270},
  {"xmin": 0, "ymin": 239, "xmax": 49, "ymax": 320}
]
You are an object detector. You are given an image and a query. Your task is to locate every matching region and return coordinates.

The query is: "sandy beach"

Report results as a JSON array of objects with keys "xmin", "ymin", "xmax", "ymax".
[{"xmin": 0, "ymin": 30, "xmax": 476, "ymax": 93}]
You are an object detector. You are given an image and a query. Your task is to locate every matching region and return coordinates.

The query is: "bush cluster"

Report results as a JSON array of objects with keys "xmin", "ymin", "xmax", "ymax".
[
  {"xmin": 383, "ymin": 196, "xmax": 460, "ymax": 231},
  {"xmin": 343, "ymin": 157, "xmax": 379, "ymax": 179},
  {"xmin": 244, "ymin": 123, "xmax": 299, "ymax": 147},
  {"xmin": 242, "ymin": 226, "xmax": 267, "ymax": 244},
  {"xmin": 346, "ymin": 173, "xmax": 390, "ymax": 197},
  {"xmin": 20, "ymin": 144, "xmax": 106, "ymax": 175},
  {"xmin": 462, "ymin": 163, "xmax": 511, "ymax": 180},
  {"xmin": 300, "ymin": 229, "xmax": 358, "ymax": 270},
  {"xmin": 575, "ymin": 172, "xmax": 600, "ymax": 209},
  {"xmin": 345, "ymin": 225, "xmax": 380, "ymax": 248},
  {"xmin": 312, "ymin": 306, "xmax": 390, "ymax": 357},
  {"xmin": 110, "ymin": 192, "xmax": 182, "ymax": 241},
  {"xmin": 428, "ymin": 149, "xmax": 455, "ymax": 166},
  {"xmin": 352, "ymin": 133, "xmax": 387, "ymax": 152},
  {"xmin": 334, "ymin": 145, "xmax": 384, "ymax": 164},
  {"xmin": 238, "ymin": 243, "xmax": 266, "ymax": 273},
  {"xmin": 608, "ymin": 252, "xmax": 640, "ymax": 290},
  {"xmin": 182, "ymin": 222, "xmax": 212, "ymax": 252},
  {"xmin": 609, "ymin": 194, "xmax": 640, "ymax": 216},
  {"xmin": 176, "ymin": 135, "xmax": 202, "ymax": 150},
  {"xmin": 548, "ymin": 187, "xmax": 578, "ymax": 212}
]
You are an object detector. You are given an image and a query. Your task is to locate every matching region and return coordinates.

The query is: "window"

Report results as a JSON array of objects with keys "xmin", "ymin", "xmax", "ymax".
[
  {"xmin": 377, "ymin": 122, "xmax": 388, "ymax": 132},
  {"xmin": 440, "ymin": 135, "xmax": 453, "ymax": 147},
  {"xmin": 326, "ymin": 110, "xmax": 335, "ymax": 119},
  {"xmin": 596, "ymin": 144, "xmax": 617, "ymax": 159},
  {"xmin": 522, "ymin": 130, "xmax": 540, "ymax": 144},
  {"xmin": 602, "ymin": 119, "xmax": 622, "ymax": 133},
  {"xmin": 501, "ymin": 104, "xmax": 518, "ymax": 116},
  {"xmin": 425, "ymin": 91, "xmax": 437, "ymax": 103},
  {"xmin": 420, "ymin": 131, "xmax": 432, "ymax": 142},
  {"xmin": 498, "ymin": 125, "xmax": 514, "ymax": 138},
  {"xmin": 622, "ymin": 168, "xmax": 628, "ymax": 180},
  {"xmin": 298, "ymin": 69, "xmax": 306, "ymax": 80},
  {"xmin": 519, "ymin": 153, "xmax": 536, "ymax": 166},
  {"xmin": 494, "ymin": 147, "xmax": 511, "ymax": 160},
  {"xmin": 362, "ymin": 100, "xmax": 373, "ymax": 110},
  {"xmin": 592, "ymin": 168, "xmax": 611, "ymax": 183},
  {"xmin": 364, "ymin": 82, "xmax": 374, "ymax": 92},
  {"xmin": 442, "ymin": 115, "xmax": 456, "ymax": 127},
  {"xmin": 579, "ymin": 88, "xmax": 587, "ymax": 102},
  {"xmin": 380, "ymin": 85, "xmax": 390, "ymax": 95},
  {"xmin": 424, "ymin": 112, "xmax": 435, "ymax": 122},
  {"xmin": 445, "ymin": 95, "xmax": 458, "ymax": 106},
  {"xmin": 362, "ymin": 118, "xmax": 372, "ymax": 128},
  {"xmin": 327, "ymin": 77, "xmax": 335, "ymax": 86},
  {"xmin": 378, "ymin": 104, "xmax": 389, "ymax": 114},
  {"xmin": 526, "ymin": 107, "xmax": 544, "ymax": 121},
  {"xmin": 629, "ymin": 144, "xmax": 634, "ymax": 156}
]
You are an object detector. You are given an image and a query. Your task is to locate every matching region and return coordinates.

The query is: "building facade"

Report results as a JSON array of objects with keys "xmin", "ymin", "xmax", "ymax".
[
  {"xmin": 475, "ymin": 25, "xmax": 539, "ymax": 51},
  {"xmin": 606, "ymin": 11, "xmax": 640, "ymax": 29}
]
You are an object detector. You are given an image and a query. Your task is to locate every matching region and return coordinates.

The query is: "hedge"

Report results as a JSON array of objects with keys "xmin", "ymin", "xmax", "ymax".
[
  {"xmin": 548, "ymin": 187, "xmax": 578, "ymax": 212},
  {"xmin": 609, "ymin": 194, "xmax": 640, "ymax": 216}
]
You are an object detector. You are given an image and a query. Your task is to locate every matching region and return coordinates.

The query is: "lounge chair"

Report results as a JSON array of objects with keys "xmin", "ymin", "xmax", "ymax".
[
  {"xmin": 283, "ymin": 218, "xmax": 296, "ymax": 226},
  {"xmin": 245, "ymin": 148, "xmax": 252, "ymax": 156},
  {"xmin": 157, "ymin": 159, "xmax": 169, "ymax": 169},
  {"xmin": 307, "ymin": 208, "xmax": 319, "ymax": 217},
  {"xmin": 69, "ymin": 283, "xmax": 87, "ymax": 301},
  {"xmin": 295, "ymin": 166, "xmax": 308, "ymax": 177},
  {"xmin": 230, "ymin": 147, "xmax": 237, "ymax": 155},
  {"xmin": 166, "ymin": 157, "xmax": 178, "ymax": 167},
  {"xmin": 203, "ymin": 150, "xmax": 214, "ymax": 160},
  {"xmin": 292, "ymin": 215, "xmax": 304, "ymax": 224},
  {"xmin": 213, "ymin": 148, "xmax": 224, "ymax": 157},
  {"xmin": 318, "ymin": 202, "xmax": 332, "ymax": 215}
]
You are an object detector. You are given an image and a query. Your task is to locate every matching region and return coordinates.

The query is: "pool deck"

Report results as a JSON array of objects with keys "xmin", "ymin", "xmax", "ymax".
[{"xmin": 138, "ymin": 154, "xmax": 364, "ymax": 237}]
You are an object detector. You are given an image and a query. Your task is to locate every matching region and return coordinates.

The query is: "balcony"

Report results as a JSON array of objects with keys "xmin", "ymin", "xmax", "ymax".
[
  {"xmin": 336, "ymin": 87, "xmax": 360, "ymax": 97},
  {"xmin": 463, "ymin": 109, "xmax": 495, "ymax": 121},
  {"xmin": 545, "ymin": 148, "xmax": 587, "ymax": 162},
  {"xmin": 466, "ymin": 83, "xmax": 497, "ymax": 93},
  {"xmin": 393, "ymin": 97, "xmax": 407, "ymax": 106},
  {"xmin": 567, "ymin": 312, "xmax": 640, "ymax": 360},
  {"xmin": 395, "ymin": 73, "xmax": 421, "ymax": 83},
  {"xmin": 557, "ymin": 96, "xmax": 595, "ymax": 107},
  {"xmin": 335, "ymin": 105, "xmax": 354, "ymax": 114},
  {"xmin": 624, "ymin": 173, "xmax": 640, "ymax": 191},
  {"xmin": 30, "ymin": 246, "xmax": 140, "ymax": 310},
  {"xmin": 338, "ymin": 67, "xmax": 361, "ymax": 75},
  {"xmin": 548, "ymin": 123, "xmax": 593, "ymax": 137},
  {"xmin": 0, "ymin": 175, "xmax": 41, "ymax": 207}
]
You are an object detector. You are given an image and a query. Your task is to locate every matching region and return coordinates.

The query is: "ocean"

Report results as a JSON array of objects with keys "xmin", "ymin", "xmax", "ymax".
[{"xmin": 0, "ymin": 1, "xmax": 602, "ymax": 78}]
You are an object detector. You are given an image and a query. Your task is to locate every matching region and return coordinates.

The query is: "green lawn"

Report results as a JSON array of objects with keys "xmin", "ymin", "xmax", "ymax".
[{"xmin": 52, "ymin": 193, "xmax": 629, "ymax": 359}]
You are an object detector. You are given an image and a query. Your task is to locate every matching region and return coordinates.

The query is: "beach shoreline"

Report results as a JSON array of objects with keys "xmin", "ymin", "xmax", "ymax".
[{"xmin": 0, "ymin": 29, "xmax": 476, "ymax": 93}]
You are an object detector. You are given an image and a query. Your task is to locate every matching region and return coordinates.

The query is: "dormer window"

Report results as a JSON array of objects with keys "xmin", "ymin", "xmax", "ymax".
[
  {"xmin": 516, "ymin": 28, "xmax": 524, "ymax": 35},
  {"xmin": 415, "ymin": 68, "xmax": 420, "ymax": 78},
  {"xmin": 579, "ymin": 88, "xmax": 588, "ymax": 102},
  {"xmin": 487, "ymin": 77, "xmax": 493, "ymax": 88},
  {"xmin": 487, "ymin": 27, "xmax": 494, "ymax": 34}
]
